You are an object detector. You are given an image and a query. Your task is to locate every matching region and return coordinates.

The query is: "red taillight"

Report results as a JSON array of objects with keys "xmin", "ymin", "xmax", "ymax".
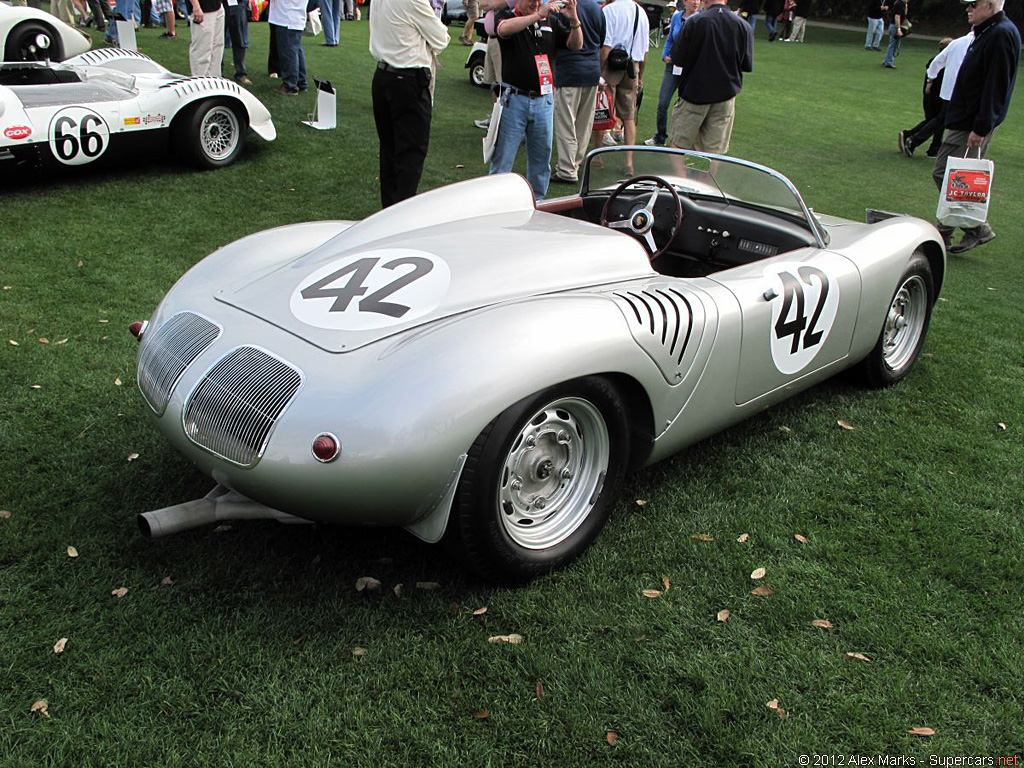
[
  {"xmin": 311, "ymin": 433, "xmax": 340, "ymax": 463},
  {"xmin": 129, "ymin": 320, "xmax": 148, "ymax": 340}
]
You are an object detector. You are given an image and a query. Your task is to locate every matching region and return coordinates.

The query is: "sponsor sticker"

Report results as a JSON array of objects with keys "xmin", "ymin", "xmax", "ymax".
[
  {"xmin": 291, "ymin": 249, "xmax": 452, "ymax": 331},
  {"xmin": 765, "ymin": 262, "xmax": 841, "ymax": 375},
  {"xmin": 3, "ymin": 125, "xmax": 32, "ymax": 140},
  {"xmin": 142, "ymin": 114, "xmax": 167, "ymax": 126},
  {"xmin": 123, "ymin": 117, "xmax": 141, "ymax": 126},
  {"xmin": 945, "ymin": 170, "xmax": 990, "ymax": 204}
]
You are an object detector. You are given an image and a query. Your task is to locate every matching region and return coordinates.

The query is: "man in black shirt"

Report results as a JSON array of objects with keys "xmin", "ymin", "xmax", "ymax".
[
  {"xmin": 932, "ymin": 0, "xmax": 1020, "ymax": 253},
  {"xmin": 865, "ymin": 0, "xmax": 885, "ymax": 50},
  {"xmin": 882, "ymin": 0, "xmax": 906, "ymax": 67},
  {"xmin": 669, "ymin": 0, "xmax": 753, "ymax": 153},
  {"xmin": 487, "ymin": 0, "xmax": 583, "ymax": 199}
]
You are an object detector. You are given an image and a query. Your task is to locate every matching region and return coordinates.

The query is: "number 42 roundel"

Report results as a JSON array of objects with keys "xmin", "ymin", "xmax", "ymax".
[
  {"xmin": 290, "ymin": 249, "xmax": 452, "ymax": 331},
  {"xmin": 764, "ymin": 262, "xmax": 840, "ymax": 375}
]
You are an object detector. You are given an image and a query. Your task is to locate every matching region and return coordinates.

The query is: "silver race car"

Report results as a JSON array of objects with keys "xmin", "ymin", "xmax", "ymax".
[
  {"xmin": 0, "ymin": 1, "xmax": 91, "ymax": 62},
  {"xmin": 132, "ymin": 147, "xmax": 945, "ymax": 582},
  {"xmin": 0, "ymin": 48, "xmax": 275, "ymax": 173}
]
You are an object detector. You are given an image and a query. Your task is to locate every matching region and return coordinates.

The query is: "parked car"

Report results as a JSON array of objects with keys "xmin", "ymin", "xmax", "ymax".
[
  {"xmin": 132, "ymin": 146, "xmax": 944, "ymax": 583},
  {"xmin": 441, "ymin": 0, "xmax": 467, "ymax": 25},
  {"xmin": 465, "ymin": 40, "xmax": 487, "ymax": 87},
  {"xmin": 0, "ymin": 48, "xmax": 275, "ymax": 173},
  {"xmin": 0, "ymin": 0, "xmax": 91, "ymax": 62}
]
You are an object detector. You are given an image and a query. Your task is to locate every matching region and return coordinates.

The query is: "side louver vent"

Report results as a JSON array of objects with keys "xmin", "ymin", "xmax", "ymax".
[
  {"xmin": 138, "ymin": 312, "xmax": 221, "ymax": 414},
  {"xmin": 183, "ymin": 346, "xmax": 302, "ymax": 468},
  {"xmin": 614, "ymin": 289, "xmax": 694, "ymax": 364}
]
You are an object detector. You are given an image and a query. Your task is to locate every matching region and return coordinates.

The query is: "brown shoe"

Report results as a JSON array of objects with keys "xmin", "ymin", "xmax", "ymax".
[
  {"xmin": 274, "ymin": 85, "xmax": 297, "ymax": 96},
  {"xmin": 235, "ymin": 75, "xmax": 252, "ymax": 85}
]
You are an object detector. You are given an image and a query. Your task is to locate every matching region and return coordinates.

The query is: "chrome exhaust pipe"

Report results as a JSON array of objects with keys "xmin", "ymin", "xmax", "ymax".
[{"xmin": 138, "ymin": 485, "xmax": 311, "ymax": 539}]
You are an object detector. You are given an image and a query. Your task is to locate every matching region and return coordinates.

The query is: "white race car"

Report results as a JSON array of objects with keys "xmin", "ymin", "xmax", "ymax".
[
  {"xmin": 1, "ymin": 1, "xmax": 91, "ymax": 62},
  {"xmin": 0, "ymin": 48, "xmax": 276, "ymax": 173}
]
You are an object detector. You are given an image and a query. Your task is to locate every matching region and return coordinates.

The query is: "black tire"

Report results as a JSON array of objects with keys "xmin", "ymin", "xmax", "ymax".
[
  {"xmin": 469, "ymin": 54, "xmax": 486, "ymax": 88},
  {"xmin": 856, "ymin": 251, "xmax": 934, "ymax": 388},
  {"xmin": 173, "ymin": 98, "xmax": 247, "ymax": 170},
  {"xmin": 445, "ymin": 377, "xmax": 629, "ymax": 584},
  {"xmin": 441, "ymin": 9, "xmax": 450, "ymax": 25},
  {"xmin": 5, "ymin": 22, "xmax": 64, "ymax": 62}
]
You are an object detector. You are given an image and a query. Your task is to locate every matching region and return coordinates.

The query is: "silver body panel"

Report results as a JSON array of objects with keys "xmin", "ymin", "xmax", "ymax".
[{"xmin": 137, "ymin": 157, "xmax": 944, "ymax": 535}]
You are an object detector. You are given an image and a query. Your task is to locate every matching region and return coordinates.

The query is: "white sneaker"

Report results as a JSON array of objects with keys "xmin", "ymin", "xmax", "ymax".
[
  {"xmin": 644, "ymin": 138, "xmax": 664, "ymax": 146},
  {"xmin": 602, "ymin": 134, "xmax": 617, "ymax": 146},
  {"xmin": 473, "ymin": 117, "xmax": 490, "ymax": 129},
  {"xmin": 612, "ymin": 131, "xmax": 625, "ymax": 143}
]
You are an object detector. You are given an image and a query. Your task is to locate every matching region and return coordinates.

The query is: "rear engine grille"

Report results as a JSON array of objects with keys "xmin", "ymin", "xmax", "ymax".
[
  {"xmin": 182, "ymin": 346, "xmax": 303, "ymax": 467},
  {"xmin": 138, "ymin": 312, "xmax": 221, "ymax": 414}
]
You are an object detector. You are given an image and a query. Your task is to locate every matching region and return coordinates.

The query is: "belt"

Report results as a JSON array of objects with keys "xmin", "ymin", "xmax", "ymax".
[
  {"xmin": 505, "ymin": 85, "xmax": 544, "ymax": 99},
  {"xmin": 376, "ymin": 61, "xmax": 429, "ymax": 74}
]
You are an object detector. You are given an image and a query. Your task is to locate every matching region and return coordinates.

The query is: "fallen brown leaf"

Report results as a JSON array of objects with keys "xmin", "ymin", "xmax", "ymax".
[
  {"xmin": 55, "ymin": 338, "xmax": 68, "ymax": 345},
  {"xmin": 716, "ymin": 609, "xmax": 731, "ymax": 622},
  {"xmin": 750, "ymin": 568, "xmax": 767, "ymax": 580},
  {"xmin": 30, "ymin": 699, "xmax": 49, "ymax": 718},
  {"xmin": 776, "ymin": 707, "xmax": 788, "ymax": 721},
  {"xmin": 794, "ymin": 534, "xmax": 808, "ymax": 544},
  {"xmin": 535, "ymin": 681, "xmax": 545, "ymax": 699},
  {"xmin": 0, "ymin": 510, "xmax": 11, "ymax": 519},
  {"xmin": 393, "ymin": 583, "xmax": 403, "ymax": 598},
  {"xmin": 8, "ymin": 340, "xmax": 18, "ymax": 346},
  {"xmin": 352, "ymin": 647, "xmax": 367, "ymax": 657},
  {"xmin": 606, "ymin": 731, "xmax": 617, "ymax": 746},
  {"xmin": 751, "ymin": 585, "xmax": 775, "ymax": 596},
  {"xmin": 113, "ymin": 377, "xmax": 122, "ymax": 386},
  {"xmin": 416, "ymin": 581, "xmax": 440, "ymax": 590},
  {"xmin": 212, "ymin": 524, "xmax": 232, "ymax": 533},
  {"xmin": 39, "ymin": 338, "xmax": 49, "ymax": 344},
  {"xmin": 907, "ymin": 727, "xmax": 935, "ymax": 737},
  {"xmin": 810, "ymin": 619, "xmax": 834, "ymax": 629},
  {"xmin": 126, "ymin": 453, "xmax": 140, "ymax": 462},
  {"xmin": 53, "ymin": 638, "xmax": 68, "ymax": 654},
  {"xmin": 98, "ymin": 319, "xmax": 109, "ymax": 324},
  {"xmin": 161, "ymin": 576, "xmax": 174, "ymax": 586},
  {"xmin": 355, "ymin": 577, "xmax": 381, "ymax": 592},
  {"xmin": 844, "ymin": 652, "xmax": 871, "ymax": 663},
  {"xmin": 766, "ymin": 699, "xmax": 780, "ymax": 710},
  {"xmin": 837, "ymin": 419, "xmax": 856, "ymax": 431},
  {"xmin": 487, "ymin": 634, "xmax": 523, "ymax": 645},
  {"xmin": 635, "ymin": 499, "xmax": 647, "ymax": 507},
  {"xmin": 111, "ymin": 587, "xmax": 128, "ymax": 598},
  {"xmin": 779, "ymin": 425, "xmax": 792, "ymax": 433},
  {"xmin": 66, "ymin": 546, "xmax": 78, "ymax": 558},
  {"xmin": 691, "ymin": 533, "xmax": 713, "ymax": 541},
  {"xmin": 661, "ymin": 576, "xmax": 671, "ymax": 591},
  {"xmin": 472, "ymin": 607, "xmax": 488, "ymax": 616},
  {"xmin": 737, "ymin": 533, "xmax": 750, "ymax": 543},
  {"xmin": 455, "ymin": 164, "xmax": 465, "ymax": 169},
  {"xmin": 29, "ymin": 384, "xmax": 41, "ymax": 390},
  {"xmin": 641, "ymin": 589, "xmax": 663, "ymax": 598},
  {"xmin": 472, "ymin": 710, "xmax": 489, "ymax": 720},
  {"xmin": 997, "ymin": 423, "xmax": 1007, "ymax": 431},
  {"xmin": 634, "ymin": 635, "xmax": 647, "ymax": 643}
]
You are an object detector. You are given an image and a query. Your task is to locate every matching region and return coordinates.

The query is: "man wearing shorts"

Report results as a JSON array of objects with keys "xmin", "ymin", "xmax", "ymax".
[
  {"xmin": 669, "ymin": 0, "xmax": 753, "ymax": 154},
  {"xmin": 594, "ymin": 0, "xmax": 649, "ymax": 166}
]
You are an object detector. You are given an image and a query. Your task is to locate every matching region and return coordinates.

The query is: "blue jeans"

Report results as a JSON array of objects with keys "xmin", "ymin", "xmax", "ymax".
[
  {"xmin": 276, "ymin": 26, "xmax": 306, "ymax": 91},
  {"xmin": 488, "ymin": 89, "xmax": 554, "ymax": 200},
  {"xmin": 654, "ymin": 62, "xmax": 679, "ymax": 144},
  {"xmin": 883, "ymin": 24, "xmax": 901, "ymax": 65},
  {"xmin": 764, "ymin": 12, "xmax": 776, "ymax": 40},
  {"xmin": 865, "ymin": 17, "xmax": 883, "ymax": 48},
  {"xmin": 319, "ymin": 0, "xmax": 341, "ymax": 44},
  {"xmin": 105, "ymin": 0, "xmax": 140, "ymax": 42}
]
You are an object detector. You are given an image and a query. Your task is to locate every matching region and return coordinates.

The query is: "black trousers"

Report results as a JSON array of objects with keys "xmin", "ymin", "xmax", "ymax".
[{"xmin": 372, "ymin": 66, "xmax": 432, "ymax": 208}]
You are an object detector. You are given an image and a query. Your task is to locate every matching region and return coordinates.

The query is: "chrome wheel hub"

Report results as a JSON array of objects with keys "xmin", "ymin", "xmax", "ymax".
[
  {"xmin": 201, "ymin": 106, "xmax": 240, "ymax": 161},
  {"xmin": 882, "ymin": 274, "xmax": 927, "ymax": 371},
  {"xmin": 498, "ymin": 397, "xmax": 609, "ymax": 550}
]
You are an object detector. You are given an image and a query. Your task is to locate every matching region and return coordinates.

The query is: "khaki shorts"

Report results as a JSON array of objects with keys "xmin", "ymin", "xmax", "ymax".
[
  {"xmin": 670, "ymin": 97, "xmax": 736, "ymax": 154},
  {"xmin": 464, "ymin": 0, "xmax": 479, "ymax": 17},
  {"xmin": 483, "ymin": 36, "xmax": 501, "ymax": 85},
  {"xmin": 601, "ymin": 67, "xmax": 638, "ymax": 122}
]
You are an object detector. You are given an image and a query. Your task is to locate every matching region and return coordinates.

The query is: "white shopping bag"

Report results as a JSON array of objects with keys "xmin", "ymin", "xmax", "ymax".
[
  {"xmin": 482, "ymin": 97, "xmax": 503, "ymax": 164},
  {"xmin": 302, "ymin": 79, "xmax": 337, "ymax": 130},
  {"xmin": 936, "ymin": 148, "xmax": 993, "ymax": 229}
]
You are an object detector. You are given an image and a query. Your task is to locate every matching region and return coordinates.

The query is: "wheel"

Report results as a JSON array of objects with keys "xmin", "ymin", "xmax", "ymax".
[
  {"xmin": 599, "ymin": 174, "xmax": 684, "ymax": 261},
  {"xmin": 469, "ymin": 54, "xmax": 486, "ymax": 87},
  {"xmin": 446, "ymin": 377, "xmax": 629, "ymax": 583},
  {"xmin": 5, "ymin": 22, "xmax": 63, "ymax": 62},
  {"xmin": 173, "ymin": 99, "xmax": 247, "ymax": 169},
  {"xmin": 856, "ymin": 251, "xmax": 934, "ymax": 388}
]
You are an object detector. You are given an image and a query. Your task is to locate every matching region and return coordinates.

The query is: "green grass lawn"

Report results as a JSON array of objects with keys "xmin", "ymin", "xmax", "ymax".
[{"xmin": 1, "ymin": 19, "xmax": 1022, "ymax": 766}]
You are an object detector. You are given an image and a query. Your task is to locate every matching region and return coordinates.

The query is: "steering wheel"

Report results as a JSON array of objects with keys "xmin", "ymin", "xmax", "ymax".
[{"xmin": 599, "ymin": 175, "xmax": 684, "ymax": 261}]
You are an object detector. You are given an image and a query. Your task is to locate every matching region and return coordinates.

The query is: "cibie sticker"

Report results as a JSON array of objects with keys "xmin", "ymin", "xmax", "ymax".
[
  {"xmin": 290, "ymin": 249, "xmax": 451, "ymax": 331},
  {"xmin": 48, "ymin": 107, "xmax": 109, "ymax": 166},
  {"xmin": 765, "ymin": 262, "xmax": 840, "ymax": 375}
]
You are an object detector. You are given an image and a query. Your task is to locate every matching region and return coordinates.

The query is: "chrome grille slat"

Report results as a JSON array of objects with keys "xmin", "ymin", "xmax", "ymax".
[
  {"xmin": 137, "ymin": 312, "xmax": 221, "ymax": 414},
  {"xmin": 183, "ymin": 346, "xmax": 302, "ymax": 467}
]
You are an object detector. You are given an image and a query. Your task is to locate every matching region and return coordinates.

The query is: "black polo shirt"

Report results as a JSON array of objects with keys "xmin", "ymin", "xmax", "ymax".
[
  {"xmin": 496, "ymin": 8, "xmax": 570, "ymax": 93},
  {"xmin": 946, "ymin": 10, "xmax": 1021, "ymax": 136},
  {"xmin": 672, "ymin": 3, "xmax": 753, "ymax": 105}
]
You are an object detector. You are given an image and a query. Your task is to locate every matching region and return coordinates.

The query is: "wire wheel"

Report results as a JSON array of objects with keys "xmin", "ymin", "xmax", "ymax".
[
  {"xmin": 497, "ymin": 397, "xmax": 610, "ymax": 550},
  {"xmin": 200, "ymin": 106, "xmax": 240, "ymax": 162},
  {"xmin": 882, "ymin": 274, "xmax": 927, "ymax": 372}
]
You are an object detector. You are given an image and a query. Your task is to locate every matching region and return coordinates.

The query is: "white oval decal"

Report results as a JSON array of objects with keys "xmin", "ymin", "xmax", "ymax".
[
  {"xmin": 48, "ymin": 107, "xmax": 110, "ymax": 166},
  {"xmin": 290, "ymin": 249, "xmax": 451, "ymax": 331},
  {"xmin": 765, "ymin": 262, "xmax": 840, "ymax": 375}
]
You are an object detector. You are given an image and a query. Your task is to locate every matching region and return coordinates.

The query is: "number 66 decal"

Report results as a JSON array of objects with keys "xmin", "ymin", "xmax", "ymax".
[
  {"xmin": 47, "ymin": 107, "xmax": 110, "ymax": 166},
  {"xmin": 290, "ymin": 249, "xmax": 451, "ymax": 331},
  {"xmin": 765, "ymin": 262, "xmax": 840, "ymax": 375}
]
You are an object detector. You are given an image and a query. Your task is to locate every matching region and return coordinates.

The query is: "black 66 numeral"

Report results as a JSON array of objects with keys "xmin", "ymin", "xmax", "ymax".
[
  {"xmin": 52, "ymin": 114, "xmax": 105, "ymax": 162},
  {"xmin": 774, "ymin": 266, "xmax": 830, "ymax": 354},
  {"xmin": 300, "ymin": 256, "xmax": 434, "ymax": 318}
]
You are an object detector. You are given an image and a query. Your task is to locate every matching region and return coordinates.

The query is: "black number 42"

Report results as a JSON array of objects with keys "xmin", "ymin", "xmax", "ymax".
[
  {"xmin": 774, "ymin": 266, "xmax": 830, "ymax": 354},
  {"xmin": 300, "ymin": 256, "xmax": 434, "ymax": 318}
]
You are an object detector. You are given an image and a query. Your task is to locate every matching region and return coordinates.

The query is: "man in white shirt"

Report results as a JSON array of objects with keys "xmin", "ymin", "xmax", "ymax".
[
  {"xmin": 369, "ymin": 0, "xmax": 450, "ymax": 207},
  {"xmin": 593, "ymin": 0, "xmax": 649, "ymax": 163},
  {"xmin": 898, "ymin": 31, "xmax": 973, "ymax": 157},
  {"xmin": 269, "ymin": 0, "xmax": 308, "ymax": 94}
]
